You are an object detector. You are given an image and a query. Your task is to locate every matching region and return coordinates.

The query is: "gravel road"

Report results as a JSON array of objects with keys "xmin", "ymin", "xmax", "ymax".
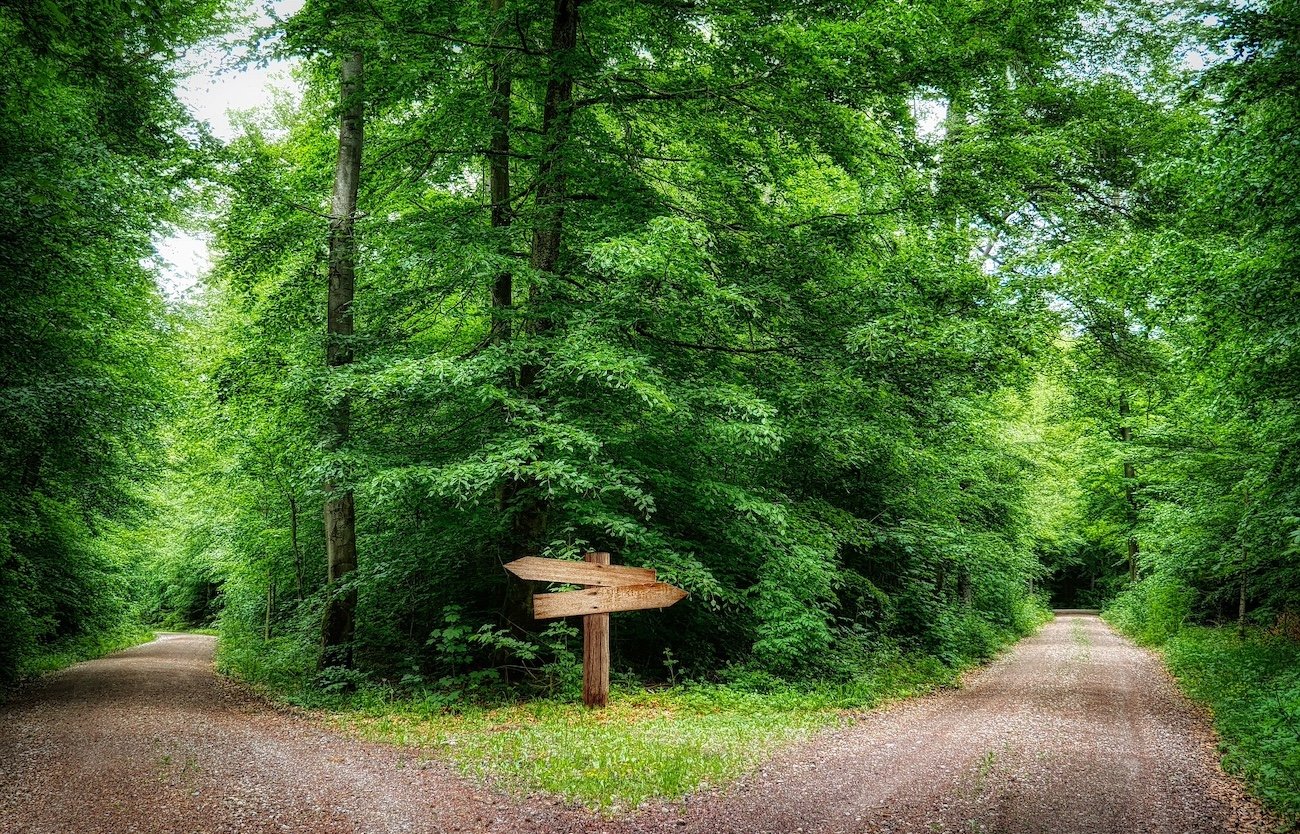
[{"xmin": 0, "ymin": 616, "xmax": 1280, "ymax": 833}]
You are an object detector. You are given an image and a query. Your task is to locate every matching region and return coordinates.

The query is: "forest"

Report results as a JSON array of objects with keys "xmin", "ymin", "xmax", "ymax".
[{"xmin": 2, "ymin": 0, "xmax": 1298, "ymax": 813}]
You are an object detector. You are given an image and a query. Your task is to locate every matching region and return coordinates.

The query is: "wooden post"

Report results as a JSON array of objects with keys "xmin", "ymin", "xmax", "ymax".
[{"xmin": 583, "ymin": 551, "xmax": 610, "ymax": 708}]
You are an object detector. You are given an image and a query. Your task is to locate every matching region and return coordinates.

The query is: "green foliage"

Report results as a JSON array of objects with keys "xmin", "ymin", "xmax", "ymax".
[
  {"xmin": 1105, "ymin": 575, "xmax": 1194, "ymax": 646},
  {"xmin": 0, "ymin": 0, "xmax": 225, "ymax": 684},
  {"xmin": 1009, "ymin": 0, "xmax": 1300, "ymax": 643},
  {"xmin": 15, "ymin": 625, "xmax": 157, "ymax": 680},
  {"xmin": 8, "ymin": 0, "xmax": 1296, "ymax": 792},
  {"xmin": 152, "ymin": 0, "xmax": 1084, "ymax": 692}
]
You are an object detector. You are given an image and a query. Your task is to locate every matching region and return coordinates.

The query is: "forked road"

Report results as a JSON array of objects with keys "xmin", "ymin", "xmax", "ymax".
[{"xmin": 0, "ymin": 617, "xmax": 1279, "ymax": 834}]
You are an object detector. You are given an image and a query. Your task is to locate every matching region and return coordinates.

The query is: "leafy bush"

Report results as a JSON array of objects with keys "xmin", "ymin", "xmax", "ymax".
[{"xmin": 1104, "ymin": 574, "xmax": 1193, "ymax": 645}]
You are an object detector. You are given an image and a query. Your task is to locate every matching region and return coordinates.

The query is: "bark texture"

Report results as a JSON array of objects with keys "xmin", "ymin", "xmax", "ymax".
[
  {"xmin": 321, "ymin": 50, "xmax": 364, "ymax": 666},
  {"xmin": 506, "ymin": 0, "xmax": 582, "ymax": 570},
  {"xmin": 489, "ymin": 0, "xmax": 513, "ymax": 346}
]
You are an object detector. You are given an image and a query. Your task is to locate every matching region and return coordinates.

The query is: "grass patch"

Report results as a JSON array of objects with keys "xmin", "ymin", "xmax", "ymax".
[
  {"xmin": 1158, "ymin": 627, "xmax": 1300, "ymax": 823},
  {"xmin": 15, "ymin": 623, "xmax": 155, "ymax": 680},
  {"xmin": 325, "ymin": 653, "xmax": 969, "ymax": 813},
  {"xmin": 341, "ymin": 693, "xmax": 837, "ymax": 812}
]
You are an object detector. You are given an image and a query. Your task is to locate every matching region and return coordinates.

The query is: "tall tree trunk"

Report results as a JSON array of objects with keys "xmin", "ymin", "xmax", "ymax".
[
  {"xmin": 1238, "ymin": 487, "xmax": 1251, "ymax": 636},
  {"xmin": 529, "ymin": 0, "xmax": 579, "ymax": 270},
  {"xmin": 265, "ymin": 567, "xmax": 275, "ymax": 641},
  {"xmin": 1238, "ymin": 574, "xmax": 1248, "ymax": 636},
  {"xmin": 488, "ymin": 0, "xmax": 533, "ymax": 626},
  {"xmin": 289, "ymin": 495, "xmax": 304, "ymax": 600},
  {"xmin": 506, "ymin": 0, "xmax": 581, "ymax": 571},
  {"xmin": 489, "ymin": 0, "xmax": 513, "ymax": 349},
  {"xmin": 321, "ymin": 50, "xmax": 364, "ymax": 668},
  {"xmin": 520, "ymin": 0, "xmax": 579, "ymax": 388},
  {"xmin": 958, "ymin": 568, "xmax": 972, "ymax": 608},
  {"xmin": 1120, "ymin": 393, "xmax": 1138, "ymax": 582}
]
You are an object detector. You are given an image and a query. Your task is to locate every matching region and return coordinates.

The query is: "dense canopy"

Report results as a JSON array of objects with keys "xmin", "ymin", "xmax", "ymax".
[{"xmin": 2, "ymin": 0, "xmax": 1297, "ymax": 699}]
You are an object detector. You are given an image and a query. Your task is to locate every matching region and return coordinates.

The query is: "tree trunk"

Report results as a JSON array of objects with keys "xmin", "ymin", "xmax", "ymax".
[
  {"xmin": 520, "ymin": 0, "xmax": 579, "ymax": 390},
  {"xmin": 1238, "ymin": 487, "xmax": 1251, "ymax": 636},
  {"xmin": 489, "ymin": 0, "xmax": 513, "ymax": 349},
  {"xmin": 289, "ymin": 495, "xmax": 304, "ymax": 600},
  {"xmin": 504, "ymin": 0, "xmax": 580, "ymax": 569},
  {"xmin": 1120, "ymin": 393, "xmax": 1138, "ymax": 582},
  {"xmin": 958, "ymin": 567, "xmax": 972, "ymax": 608},
  {"xmin": 265, "ymin": 567, "xmax": 275, "ymax": 641},
  {"xmin": 486, "ymin": 0, "xmax": 535, "ymax": 626},
  {"xmin": 1238, "ymin": 574, "xmax": 1247, "ymax": 636},
  {"xmin": 321, "ymin": 50, "xmax": 364, "ymax": 668}
]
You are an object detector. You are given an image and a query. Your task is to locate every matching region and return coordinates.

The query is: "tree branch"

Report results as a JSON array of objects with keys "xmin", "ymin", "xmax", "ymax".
[{"xmin": 631, "ymin": 322, "xmax": 794, "ymax": 355}]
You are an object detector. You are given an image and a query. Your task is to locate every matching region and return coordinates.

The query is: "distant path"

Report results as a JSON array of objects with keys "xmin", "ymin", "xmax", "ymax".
[{"xmin": 0, "ymin": 619, "xmax": 1279, "ymax": 833}]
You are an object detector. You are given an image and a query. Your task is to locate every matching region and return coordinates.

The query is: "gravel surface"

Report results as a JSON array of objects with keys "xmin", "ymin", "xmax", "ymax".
[
  {"xmin": 0, "ymin": 617, "xmax": 1281, "ymax": 833},
  {"xmin": 0, "ymin": 634, "xmax": 591, "ymax": 834}
]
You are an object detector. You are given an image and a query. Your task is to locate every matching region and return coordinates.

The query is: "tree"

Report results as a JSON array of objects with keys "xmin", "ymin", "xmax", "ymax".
[{"xmin": 321, "ymin": 49, "xmax": 365, "ymax": 667}]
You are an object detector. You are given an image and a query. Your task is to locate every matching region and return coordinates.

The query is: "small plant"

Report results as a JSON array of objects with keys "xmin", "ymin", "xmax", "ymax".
[
  {"xmin": 538, "ymin": 621, "xmax": 581, "ymax": 698},
  {"xmin": 428, "ymin": 606, "xmax": 581, "ymax": 697},
  {"xmin": 973, "ymin": 748, "xmax": 998, "ymax": 794},
  {"xmin": 662, "ymin": 647, "xmax": 679, "ymax": 686},
  {"xmin": 315, "ymin": 664, "xmax": 368, "ymax": 695}
]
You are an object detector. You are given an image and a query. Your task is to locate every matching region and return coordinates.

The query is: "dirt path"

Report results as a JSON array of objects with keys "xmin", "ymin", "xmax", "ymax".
[
  {"xmin": 646, "ymin": 614, "xmax": 1278, "ymax": 834},
  {"xmin": 0, "ymin": 617, "xmax": 1279, "ymax": 834},
  {"xmin": 0, "ymin": 634, "xmax": 591, "ymax": 834}
]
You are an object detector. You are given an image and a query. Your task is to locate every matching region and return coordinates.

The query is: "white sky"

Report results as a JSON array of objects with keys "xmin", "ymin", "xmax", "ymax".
[{"xmin": 153, "ymin": 0, "xmax": 303, "ymax": 300}]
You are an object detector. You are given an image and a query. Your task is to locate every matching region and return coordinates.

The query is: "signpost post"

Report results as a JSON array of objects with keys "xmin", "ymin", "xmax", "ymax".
[{"xmin": 504, "ymin": 552, "xmax": 686, "ymax": 708}]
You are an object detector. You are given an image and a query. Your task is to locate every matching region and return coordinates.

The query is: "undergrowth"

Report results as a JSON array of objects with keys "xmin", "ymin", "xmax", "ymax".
[
  {"xmin": 329, "ymin": 653, "xmax": 961, "ymax": 813},
  {"xmin": 14, "ymin": 623, "xmax": 155, "ymax": 682},
  {"xmin": 212, "ymin": 598, "xmax": 1049, "ymax": 812}
]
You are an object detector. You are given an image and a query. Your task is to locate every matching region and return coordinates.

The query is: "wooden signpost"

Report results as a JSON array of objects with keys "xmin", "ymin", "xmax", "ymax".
[{"xmin": 504, "ymin": 552, "xmax": 686, "ymax": 708}]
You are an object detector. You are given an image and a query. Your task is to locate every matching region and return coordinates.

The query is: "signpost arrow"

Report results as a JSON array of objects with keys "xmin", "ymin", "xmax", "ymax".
[
  {"xmin": 531, "ymin": 582, "xmax": 688, "ymax": 620},
  {"xmin": 503, "ymin": 552, "xmax": 687, "ymax": 708},
  {"xmin": 503, "ymin": 555, "xmax": 656, "ymax": 587}
]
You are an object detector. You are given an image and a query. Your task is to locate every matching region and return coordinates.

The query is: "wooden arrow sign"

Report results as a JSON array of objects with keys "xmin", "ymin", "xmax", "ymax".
[
  {"xmin": 504, "ymin": 556, "xmax": 656, "ymax": 587},
  {"xmin": 504, "ymin": 552, "xmax": 687, "ymax": 709},
  {"xmin": 532, "ymin": 582, "xmax": 688, "ymax": 620}
]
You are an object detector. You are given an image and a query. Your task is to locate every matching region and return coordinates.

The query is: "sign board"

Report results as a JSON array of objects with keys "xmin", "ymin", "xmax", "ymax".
[
  {"xmin": 504, "ymin": 553, "xmax": 687, "ymax": 708},
  {"xmin": 531, "ymin": 582, "xmax": 688, "ymax": 619},
  {"xmin": 504, "ymin": 556, "xmax": 656, "ymax": 587}
]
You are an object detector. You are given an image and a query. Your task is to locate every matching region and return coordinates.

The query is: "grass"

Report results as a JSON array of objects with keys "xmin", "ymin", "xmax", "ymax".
[
  {"xmin": 340, "ymin": 693, "xmax": 837, "ymax": 812},
  {"xmin": 16, "ymin": 623, "xmax": 156, "ymax": 679},
  {"xmin": 327, "ymin": 654, "xmax": 969, "ymax": 813},
  {"xmin": 1157, "ymin": 627, "xmax": 1300, "ymax": 823}
]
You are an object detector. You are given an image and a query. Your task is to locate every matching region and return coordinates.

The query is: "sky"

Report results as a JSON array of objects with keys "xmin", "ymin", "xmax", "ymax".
[{"xmin": 153, "ymin": 0, "xmax": 303, "ymax": 299}]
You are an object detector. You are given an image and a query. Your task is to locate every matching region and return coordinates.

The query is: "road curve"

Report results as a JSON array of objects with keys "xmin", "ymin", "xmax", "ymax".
[{"xmin": 0, "ymin": 618, "xmax": 1279, "ymax": 833}]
